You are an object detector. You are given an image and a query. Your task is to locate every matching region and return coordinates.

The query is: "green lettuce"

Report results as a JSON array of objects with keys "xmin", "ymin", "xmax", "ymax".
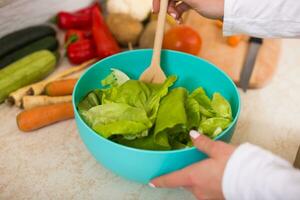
[
  {"xmin": 186, "ymin": 97, "xmax": 201, "ymax": 130},
  {"xmin": 101, "ymin": 76, "xmax": 177, "ymax": 122},
  {"xmin": 199, "ymin": 117, "xmax": 231, "ymax": 137},
  {"xmin": 82, "ymin": 102, "xmax": 152, "ymax": 139},
  {"xmin": 211, "ymin": 93, "xmax": 232, "ymax": 120},
  {"xmin": 78, "ymin": 89, "xmax": 102, "ymax": 113},
  {"xmin": 190, "ymin": 88, "xmax": 215, "ymax": 117},
  {"xmin": 77, "ymin": 70, "xmax": 233, "ymax": 150},
  {"xmin": 113, "ymin": 134, "xmax": 170, "ymax": 151},
  {"xmin": 154, "ymin": 88, "xmax": 188, "ymax": 148},
  {"xmin": 101, "ymin": 68, "xmax": 130, "ymax": 87}
]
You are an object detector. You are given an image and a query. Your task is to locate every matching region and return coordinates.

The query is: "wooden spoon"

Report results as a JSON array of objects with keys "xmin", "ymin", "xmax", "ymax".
[{"xmin": 139, "ymin": 0, "xmax": 168, "ymax": 84}]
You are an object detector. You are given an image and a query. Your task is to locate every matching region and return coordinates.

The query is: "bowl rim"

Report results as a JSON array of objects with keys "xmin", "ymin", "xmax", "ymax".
[{"xmin": 73, "ymin": 49, "xmax": 241, "ymax": 155}]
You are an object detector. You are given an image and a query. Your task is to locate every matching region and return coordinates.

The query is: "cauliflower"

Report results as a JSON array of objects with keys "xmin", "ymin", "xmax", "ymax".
[{"xmin": 106, "ymin": 0, "xmax": 152, "ymax": 21}]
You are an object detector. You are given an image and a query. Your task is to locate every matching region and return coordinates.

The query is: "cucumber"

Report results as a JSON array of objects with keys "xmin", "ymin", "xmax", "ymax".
[
  {"xmin": 0, "ymin": 50, "xmax": 57, "ymax": 103},
  {"xmin": 0, "ymin": 25, "xmax": 56, "ymax": 58},
  {"xmin": 0, "ymin": 36, "xmax": 59, "ymax": 68}
]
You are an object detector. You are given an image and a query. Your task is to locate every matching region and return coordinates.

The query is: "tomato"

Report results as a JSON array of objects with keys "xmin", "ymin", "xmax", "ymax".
[{"xmin": 163, "ymin": 25, "xmax": 202, "ymax": 55}]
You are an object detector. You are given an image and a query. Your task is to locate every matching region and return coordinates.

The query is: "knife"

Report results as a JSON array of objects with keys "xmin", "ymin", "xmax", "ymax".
[
  {"xmin": 239, "ymin": 37, "xmax": 263, "ymax": 92},
  {"xmin": 294, "ymin": 145, "xmax": 300, "ymax": 169}
]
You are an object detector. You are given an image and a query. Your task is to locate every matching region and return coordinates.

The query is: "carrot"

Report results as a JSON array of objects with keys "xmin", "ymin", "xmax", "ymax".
[
  {"xmin": 29, "ymin": 58, "xmax": 96, "ymax": 95},
  {"xmin": 45, "ymin": 79, "xmax": 77, "ymax": 96},
  {"xmin": 227, "ymin": 36, "xmax": 242, "ymax": 47},
  {"xmin": 17, "ymin": 102, "xmax": 74, "ymax": 132}
]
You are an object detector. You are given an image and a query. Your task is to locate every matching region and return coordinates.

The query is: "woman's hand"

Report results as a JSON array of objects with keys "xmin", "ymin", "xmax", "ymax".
[
  {"xmin": 152, "ymin": 0, "xmax": 224, "ymax": 21},
  {"xmin": 149, "ymin": 130, "xmax": 236, "ymax": 200}
]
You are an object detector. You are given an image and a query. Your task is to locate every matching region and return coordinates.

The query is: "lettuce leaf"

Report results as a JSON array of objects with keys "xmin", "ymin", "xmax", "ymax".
[
  {"xmin": 112, "ymin": 134, "xmax": 171, "ymax": 150},
  {"xmin": 101, "ymin": 68, "xmax": 130, "ymax": 87},
  {"xmin": 186, "ymin": 97, "xmax": 201, "ymax": 130},
  {"xmin": 190, "ymin": 87, "xmax": 215, "ymax": 117},
  {"xmin": 78, "ymin": 89, "xmax": 102, "ymax": 113},
  {"xmin": 211, "ymin": 93, "xmax": 232, "ymax": 120},
  {"xmin": 154, "ymin": 88, "xmax": 188, "ymax": 148},
  {"xmin": 198, "ymin": 117, "xmax": 231, "ymax": 137},
  {"xmin": 102, "ymin": 76, "xmax": 177, "ymax": 122},
  {"xmin": 82, "ymin": 103, "xmax": 152, "ymax": 138}
]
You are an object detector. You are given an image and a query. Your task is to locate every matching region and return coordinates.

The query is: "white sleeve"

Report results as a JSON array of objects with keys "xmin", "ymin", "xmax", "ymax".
[
  {"xmin": 222, "ymin": 143, "xmax": 300, "ymax": 200},
  {"xmin": 223, "ymin": 0, "xmax": 300, "ymax": 38}
]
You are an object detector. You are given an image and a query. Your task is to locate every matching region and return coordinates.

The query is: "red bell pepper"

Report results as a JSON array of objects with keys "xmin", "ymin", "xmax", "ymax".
[
  {"xmin": 57, "ymin": 12, "xmax": 91, "ymax": 30},
  {"xmin": 74, "ymin": 3, "xmax": 101, "ymax": 15},
  {"xmin": 64, "ymin": 29, "xmax": 91, "ymax": 47},
  {"xmin": 91, "ymin": 6, "xmax": 120, "ymax": 59},
  {"xmin": 56, "ymin": 3, "xmax": 102, "ymax": 30},
  {"xmin": 67, "ymin": 39, "xmax": 97, "ymax": 64}
]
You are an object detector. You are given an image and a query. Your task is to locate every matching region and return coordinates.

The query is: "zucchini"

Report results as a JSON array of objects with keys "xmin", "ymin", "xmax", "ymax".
[
  {"xmin": 0, "ymin": 50, "xmax": 57, "ymax": 103},
  {"xmin": 0, "ymin": 36, "xmax": 59, "ymax": 68},
  {"xmin": 0, "ymin": 25, "xmax": 56, "ymax": 58}
]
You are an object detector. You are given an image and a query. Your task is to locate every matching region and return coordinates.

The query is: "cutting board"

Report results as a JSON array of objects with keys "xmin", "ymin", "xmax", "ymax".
[{"xmin": 184, "ymin": 11, "xmax": 282, "ymax": 88}]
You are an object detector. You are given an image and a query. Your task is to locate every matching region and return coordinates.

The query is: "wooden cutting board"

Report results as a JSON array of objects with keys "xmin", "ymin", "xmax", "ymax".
[{"xmin": 184, "ymin": 11, "xmax": 282, "ymax": 88}]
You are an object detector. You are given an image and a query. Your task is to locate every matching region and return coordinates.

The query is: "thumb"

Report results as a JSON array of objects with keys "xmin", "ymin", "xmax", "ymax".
[{"xmin": 189, "ymin": 130, "xmax": 219, "ymax": 158}]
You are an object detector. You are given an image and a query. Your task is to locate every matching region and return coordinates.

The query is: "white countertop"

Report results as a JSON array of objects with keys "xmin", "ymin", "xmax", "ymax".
[{"xmin": 1, "ymin": 39, "xmax": 300, "ymax": 200}]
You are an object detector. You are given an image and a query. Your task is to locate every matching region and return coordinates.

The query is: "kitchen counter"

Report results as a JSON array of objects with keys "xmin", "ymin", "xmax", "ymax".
[{"xmin": 1, "ymin": 39, "xmax": 300, "ymax": 200}]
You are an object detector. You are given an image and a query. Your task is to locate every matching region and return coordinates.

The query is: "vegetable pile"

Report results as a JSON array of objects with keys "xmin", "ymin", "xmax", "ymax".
[
  {"xmin": 0, "ymin": 2, "xmax": 236, "ymax": 134},
  {"xmin": 78, "ymin": 70, "xmax": 233, "ymax": 151},
  {"xmin": 56, "ymin": 3, "xmax": 120, "ymax": 64},
  {"xmin": 55, "ymin": 2, "xmax": 204, "ymax": 61},
  {"xmin": 13, "ymin": 59, "xmax": 96, "ymax": 132}
]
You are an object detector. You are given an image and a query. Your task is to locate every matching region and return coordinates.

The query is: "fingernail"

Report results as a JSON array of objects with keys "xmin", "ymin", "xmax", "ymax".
[
  {"xmin": 148, "ymin": 182, "xmax": 156, "ymax": 188},
  {"xmin": 170, "ymin": 12, "xmax": 177, "ymax": 19},
  {"xmin": 190, "ymin": 130, "xmax": 201, "ymax": 139},
  {"xmin": 151, "ymin": 8, "xmax": 154, "ymax": 13}
]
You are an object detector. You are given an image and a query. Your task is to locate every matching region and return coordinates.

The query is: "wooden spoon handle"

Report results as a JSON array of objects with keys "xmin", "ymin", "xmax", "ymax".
[{"xmin": 151, "ymin": 0, "xmax": 169, "ymax": 67}]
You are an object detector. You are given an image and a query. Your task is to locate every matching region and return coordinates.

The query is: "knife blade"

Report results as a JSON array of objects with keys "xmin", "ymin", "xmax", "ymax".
[
  {"xmin": 294, "ymin": 145, "xmax": 300, "ymax": 169},
  {"xmin": 239, "ymin": 37, "xmax": 263, "ymax": 92}
]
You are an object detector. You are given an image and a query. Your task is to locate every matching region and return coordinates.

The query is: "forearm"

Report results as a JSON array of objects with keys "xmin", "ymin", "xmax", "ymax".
[
  {"xmin": 222, "ymin": 143, "xmax": 300, "ymax": 200},
  {"xmin": 223, "ymin": 0, "xmax": 300, "ymax": 38}
]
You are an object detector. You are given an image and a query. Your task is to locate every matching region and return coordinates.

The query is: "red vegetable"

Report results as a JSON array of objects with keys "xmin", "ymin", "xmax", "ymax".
[
  {"xmin": 57, "ymin": 12, "xmax": 91, "ymax": 30},
  {"xmin": 67, "ymin": 39, "xmax": 97, "ymax": 64},
  {"xmin": 65, "ymin": 29, "xmax": 87, "ymax": 42},
  {"xmin": 74, "ymin": 3, "xmax": 101, "ymax": 15},
  {"xmin": 64, "ymin": 29, "xmax": 91, "ymax": 47},
  {"xmin": 56, "ymin": 3, "xmax": 102, "ymax": 30},
  {"xmin": 163, "ymin": 25, "xmax": 202, "ymax": 55},
  {"xmin": 92, "ymin": 6, "xmax": 120, "ymax": 59}
]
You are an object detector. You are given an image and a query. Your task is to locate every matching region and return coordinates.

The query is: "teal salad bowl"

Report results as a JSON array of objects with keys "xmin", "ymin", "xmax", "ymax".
[{"xmin": 73, "ymin": 49, "xmax": 241, "ymax": 184}]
